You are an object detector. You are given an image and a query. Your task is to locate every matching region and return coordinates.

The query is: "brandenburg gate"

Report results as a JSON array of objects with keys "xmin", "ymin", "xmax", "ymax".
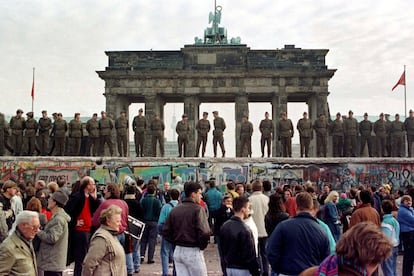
[{"xmin": 97, "ymin": 4, "xmax": 336, "ymax": 157}]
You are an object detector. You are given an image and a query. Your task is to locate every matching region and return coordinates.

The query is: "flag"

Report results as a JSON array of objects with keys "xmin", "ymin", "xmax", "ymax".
[
  {"xmin": 392, "ymin": 70, "xmax": 405, "ymax": 91},
  {"xmin": 31, "ymin": 68, "xmax": 35, "ymax": 99}
]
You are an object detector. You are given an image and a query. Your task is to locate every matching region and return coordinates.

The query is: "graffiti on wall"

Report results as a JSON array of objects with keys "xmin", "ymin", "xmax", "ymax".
[{"xmin": 1, "ymin": 158, "xmax": 414, "ymax": 192}]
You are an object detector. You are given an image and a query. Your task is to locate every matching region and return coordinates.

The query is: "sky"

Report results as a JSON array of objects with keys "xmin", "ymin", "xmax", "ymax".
[{"xmin": 1, "ymin": 0, "xmax": 414, "ymax": 157}]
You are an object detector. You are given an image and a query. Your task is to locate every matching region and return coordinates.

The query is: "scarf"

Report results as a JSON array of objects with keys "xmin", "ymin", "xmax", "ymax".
[{"xmin": 316, "ymin": 254, "xmax": 368, "ymax": 276}]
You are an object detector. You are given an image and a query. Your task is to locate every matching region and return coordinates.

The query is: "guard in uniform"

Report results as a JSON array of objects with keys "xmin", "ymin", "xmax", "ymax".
[
  {"xmin": 297, "ymin": 111, "xmax": 312, "ymax": 157},
  {"xmin": 176, "ymin": 114, "xmax": 190, "ymax": 157},
  {"xmin": 150, "ymin": 114, "xmax": 165, "ymax": 157},
  {"xmin": 195, "ymin": 112, "xmax": 210, "ymax": 157},
  {"xmin": 38, "ymin": 110, "xmax": 52, "ymax": 156},
  {"xmin": 9, "ymin": 109, "xmax": 25, "ymax": 156},
  {"xmin": 0, "ymin": 113, "xmax": 10, "ymax": 156},
  {"xmin": 259, "ymin": 111, "xmax": 273, "ymax": 157},
  {"xmin": 313, "ymin": 113, "xmax": 329, "ymax": 157},
  {"xmin": 385, "ymin": 114, "xmax": 392, "ymax": 157},
  {"xmin": 132, "ymin": 108, "xmax": 147, "ymax": 157},
  {"xmin": 69, "ymin": 113, "xmax": 83, "ymax": 156},
  {"xmin": 212, "ymin": 111, "xmax": 226, "ymax": 158},
  {"xmin": 51, "ymin": 113, "xmax": 68, "ymax": 156},
  {"xmin": 115, "ymin": 111, "xmax": 129, "ymax": 157},
  {"xmin": 99, "ymin": 111, "xmax": 114, "ymax": 156},
  {"xmin": 86, "ymin": 113, "xmax": 99, "ymax": 156},
  {"xmin": 24, "ymin": 111, "xmax": 38, "ymax": 156},
  {"xmin": 404, "ymin": 109, "xmax": 414, "ymax": 157},
  {"xmin": 278, "ymin": 112, "xmax": 294, "ymax": 157},
  {"xmin": 374, "ymin": 113, "xmax": 387, "ymax": 157},
  {"xmin": 330, "ymin": 112, "xmax": 344, "ymax": 157},
  {"xmin": 359, "ymin": 112, "xmax": 373, "ymax": 157},
  {"xmin": 344, "ymin": 110, "xmax": 359, "ymax": 157},
  {"xmin": 391, "ymin": 114, "xmax": 405, "ymax": 157},
  {"xmin": 240, "ymin": 115, "xmax": 253, "ymax": 157}
]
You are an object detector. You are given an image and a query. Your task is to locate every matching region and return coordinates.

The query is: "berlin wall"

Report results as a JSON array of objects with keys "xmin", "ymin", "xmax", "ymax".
[{"xmin": 1, "ymin": 157, "xmax": 414, "ymax": 192}]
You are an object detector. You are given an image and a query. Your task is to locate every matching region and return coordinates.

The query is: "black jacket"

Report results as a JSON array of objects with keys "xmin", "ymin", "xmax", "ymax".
[{"xmin": 219, "ymin": 216, "xmax": 260, "ymax": 276}]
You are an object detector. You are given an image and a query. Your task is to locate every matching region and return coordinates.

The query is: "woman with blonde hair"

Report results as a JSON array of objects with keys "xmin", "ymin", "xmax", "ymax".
[
  {"xmin": 300, "ymin": 221, "xmax": 392, "ymax": 276},
  {"xmin": 324, "ymin": 190, "xmax": 341, "ymax": 241},
  {"xmin": 82, "ymin": 204, "xmax": 126, "ymax": 276}
]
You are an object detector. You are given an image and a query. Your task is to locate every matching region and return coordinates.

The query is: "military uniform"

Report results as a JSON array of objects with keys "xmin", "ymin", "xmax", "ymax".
[
  {"xmin": 313, "ymin": 118, "xmax": 328, "ymax": 157},
  {"xmin": 132, "ymin": 115, "xmax": 147, "ymax": 157},
  {"xmin": 24, "ymin": 115, "xmax": 38, "ymax": 156},
  {"xmin": 99, "ymin": 116, "xmax": 114, "ymax": 156},
  {"xmin": 344, "ymin": 117, "xmax": 358, "ymax": 157},
  {"xmin": 86, "ymin": 117, "xmax": 99, "ymax": 156},
  {"xmin": 259, "ymin": 118, "xmax": 273, "ymax": 157},
  {"xmin": 391, "ymin": 118, "xmax": 405, "ymax": 157},
  {"xmin": 385, "ymin": 117, "xmax": 393, "ymax": 157},
  {"xmin": 404, "ymin": 115, "xmax": 414, "ymax": 157},
  {"xmin": 150, "ymin": 117, "xmax": 165, "ymax": 157},
  {"xmin": 195, "ymin": 118, "xmax": 210, "ymax": 157},
  {"xmin": 330, "ymin": 118, "xmax": 344, "ymax": 157},
  {"xmin": 374, "ymin": 117, "xmax": 387, "ymax": 157},
  {"xmin": 176, "ymin": 119, "xmax": 190, "ymax": 157},
  {"xmin": 297, "ymin": 118, "xmax": 312, "ymax": 157},
  {"xmin": 213, "ymin": 116, "xmax": 226, "ymax": 157},
  {"xmin": 278, "ymin": 118, "xmax": 294, "ymax": 157},
  {"xmin": 359, "ymin": 118, "xmax": 373, "ymax": 157},
  {"xmin": 51, "ymin": 118, "xmax": 67, "ymax": 156},
  {"xmin": 9, "ymin": 113, "xmax": 25, "ymax": 156},
  {"xmin": 38, "ymin": 115, "xmax": 52, "ymax": 156},
  {"xmin": 69, "ymin": 118, "xmax": 83, "ymax": 156},
  {"xmin": 0, "ymin": 114, "xmax": 10, "ymax": 156},
  {"xmin": 115, "ymin": 116, "xmax": 129, "ymax": 157},
  {"xmin": 240, "ymin": 119, "xmax": 253, "ymax": 157}
]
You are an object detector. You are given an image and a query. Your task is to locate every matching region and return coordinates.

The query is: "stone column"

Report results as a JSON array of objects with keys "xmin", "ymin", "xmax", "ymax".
[
  {"xmin": 144, "ymin": 94, "xmax": 163, "ymax": 156},
  {"xmin": 272, "ymin": 85, "xmax": 287, "ymax": 157},
  {"xmin": 184, "ymin": 96, "xmax": 199, "ymax": 157},
  {"xmin": 235, "ymin": 93, "xmax": 249, "ymax": 157}
]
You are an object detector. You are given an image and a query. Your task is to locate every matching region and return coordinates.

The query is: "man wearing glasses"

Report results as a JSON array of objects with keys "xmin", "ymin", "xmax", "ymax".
[{"xmin": 0, "ymin": 210, "xmax": 40, "ymax": 275}]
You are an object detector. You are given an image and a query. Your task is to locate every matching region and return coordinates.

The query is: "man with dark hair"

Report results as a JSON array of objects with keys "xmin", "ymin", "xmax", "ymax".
[
  {"xmin": 0, "ymin": 180, "xmax": 18, "ymax": 231},
  {"xmin": 158, "ymin": 189, "xmax": 180, "ymax": 276},
  {"xmin": 64, "ymin": 176, "xmax": 100, "ymax": 276},
  {"xmin": 163, "ymin": 182, "xmax": 210, "ymax": 275},
  {"xmin": 140, "ymin": 184, "xmax": 162, "ymax": 264},
  {"xmin": 220, "ymin": 197, "xmax": 260, "ymax": 276},
  {"xmin": 262, "ymin": 180, "xmax": 272, "ymax": 197},
  {"xmin": 349, "ymin": 189, "xmax": 380, "ymax": 228},
  {"xmin": 195, "ymin": 112, "xmax": 210, "ymax": 157},
  {"xmin": 267, "ymin": 192, "xmax": 330, "ymax": 275}
]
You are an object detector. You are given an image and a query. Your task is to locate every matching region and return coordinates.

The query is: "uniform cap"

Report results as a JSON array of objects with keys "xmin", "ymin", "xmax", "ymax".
[
  {"xmin": 212, "ymin": 111, "xmax": 218, "ymax": 115},
  {"xmin": 120, "ymin": 110, "xmax": 126, "ymax": 114},
  {"xmin": 182, "ymin": 114, "xmax": 188, "ymax": 118},
  {"xmin": 410, "ymin": 109, "xmax": 414, "ymax": 113},
  {"xmin": 26, "ymin": 112, "xmax": 34, "ymax": 117},
  {"xmin": 348, "ymin": 110, "xmax": 353, "ymax": 114},
  {"xmin": 101, "ymin": 111, "xmax": 106, "ymax": 114},
  {"xmin": 364, "ymin": 112, "xmax": 368, "ymax": 116},
  {"xmin": 139, "ymin": 108, "xmax": 143, "ymax": 112},
  {"xmin": 41, "ymin": 110, "xmax": 47, "ymax": 114},
  {"xmin": 380, "ymin": 113, "xmax": 384, "ymax": 116},
  {"xmin": 16, "ymin": 109, "xmax": 23, "ymax": 114},
  {"xmin": 336, "ymin": 112, "xmax": 341, "ymax": 116},
  {"xmin": 203, "ymin": 112, "xmax": 208, "ymax": 116}
]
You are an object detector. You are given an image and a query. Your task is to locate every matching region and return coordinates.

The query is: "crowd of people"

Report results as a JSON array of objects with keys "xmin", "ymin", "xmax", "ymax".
[
  {"xmin": 1, "ymin": 173, "xmax": 414, "ymax": 275},
  {"xmin": 2, "ymin": 107, "xmax": 414, "ymax": 158}
]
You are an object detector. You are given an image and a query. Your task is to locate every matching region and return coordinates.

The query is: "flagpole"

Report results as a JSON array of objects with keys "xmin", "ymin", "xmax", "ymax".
[
  {"xmin": 32, "ymin": 67, "xmax": 35, "ymax": 112},
  {"xmin": 404, "ymin": 65, "xmax": 407, "ymax": 118}
]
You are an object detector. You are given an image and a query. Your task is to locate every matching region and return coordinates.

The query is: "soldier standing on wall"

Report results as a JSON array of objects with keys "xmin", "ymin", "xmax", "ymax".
[
  {"xmin": 132, "ymin": 108, "xmax": 147, "ymax": 157},
  {"xmin": 150, "ymin": 113, "xmax": 165, "ymax": 157},
  {"xmin": 0, "ymin": 113, "xmax": 11, "ymax": 156},
  {"xmin": 51, "ymin": 113, "xmax": 68, "ymax": 156},
  {"xmin": 195, "ymin": 112, "xmax": 210, "ymax": 157},
  {"xmin": 99, "ymin": 111, "xmax": 114, "ymax": 156},
  {"xmin": 212, "ymin": 111, "xmax": 226, "ymax": 158},
  {"xmin": 9, "ymin": 109, "xmax": 25, "ymax": 156},
  {"xmin": 344, "ymin": 110, "xmax": 358, "ymax": 157},
  {"xmin": 86, "ymin": 113, "xmax": 99, "ymax": 156},
  {"xmin": 259, "ymin": 111, "xmax": 273, "ymax": 158},
  {"xmin": 278, "ymin": 112, "xmax": 294, "ymax": 157},
  {"xmin": 359, "ymin": 112, "xmax": 373, "ymax": 157},
  {"xmin": 115, "ymin": 111, "xmax": 129, "ymax": 157},
  {"xmin": 297, "ymin": 111, "xmax": 312, "ymax": 158},
  {"xmin": 176, "ymin": 114, "xmax": 190, "ymax": 157},
  {"xmin": 404, "ymin": 109, "xmax": 414, "ymax": 157},
  {"xmin": 48, "ymin": 112, "xmax": 58, "ymax": 155},
  {"xmin": 374, "ymin": 113, "xmax": 387, "ymax": 157},
  {"xmin": 69, "ymin": 113, "xmax": 83, "ymax": 156},
  {"xmin": 313, "ymin": 113, "xmax": 329, "ymax": 157},
  {"xmin": 385, "ymin": 113, "xmax": 392, "ymax": 157},
  {"xmin": 38, "ymin": 110, "xmax": 52, "ymax": 156},
  {"xmin": 330, "ymin": 112, "xmax": 344, "ymax": 157},
  {"xmin": 391, "ymin": 113, "xmax": 405, "ymax": 157},
  {"xmin": 240, "ymin": 115, "xmax": 253, "ymax": 157},
  {"xmin": 24, "ymin": 112, "xmax": 38, "ymax": 156}
]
